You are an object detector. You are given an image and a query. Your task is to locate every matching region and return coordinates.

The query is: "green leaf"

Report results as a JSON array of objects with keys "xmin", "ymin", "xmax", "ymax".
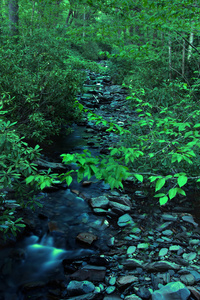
[
  {"xmin": 159, "ymin": 196, "xmax": 168, "ymax": 206},
  {"xmin": 66, "ymin": 176, "xmax": 73, "ymax": 186},
  {"xmin": 154, "ymin": 193, "xmax": 166, "ymax": 198},
  {"xmin": 176, "ymin": 188, "xmax": 186, "ymax": 196},
  {"xmin": 133, "ymin": 174, "xmax": 143, "ymax": 182},
  {"xmin": 155, "ymin": 178, "xmax": 166, "ymax": 192},
  {"xmin": 168, "ymin": 188, "xmax": 177, "ymax": 200},
  {"xmin": 26, "ymin": 176, "xmax": 35, "ymax": 184},
  {"xmin": 177, "ymin": 176, "xmax": 187, "ymax": 187},
  {"xmin": 110, "ymin": 148, "xmax": 118, "ymax": 156}
]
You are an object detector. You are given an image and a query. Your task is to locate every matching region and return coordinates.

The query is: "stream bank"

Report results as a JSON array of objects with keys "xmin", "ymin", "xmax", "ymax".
[{"xmin": 1, "ymin": 66, "xmax": 200, "ymax": 300}]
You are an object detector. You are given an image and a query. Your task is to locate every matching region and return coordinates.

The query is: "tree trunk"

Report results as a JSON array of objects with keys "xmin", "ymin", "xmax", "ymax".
[
  {"xmin": 182, "ymin": 38, "xmax": 185, "ymax": 77},
  {"xmin": 168, "ymin": 39, "xmax": 172, "ymax": 80},
  {"xmin": 188, "ymin": 30, "xmax": 194, "ymax": 61},
  {"xmin": 8, "ymin": 0, "xmax": 19, "ymax": 36}
]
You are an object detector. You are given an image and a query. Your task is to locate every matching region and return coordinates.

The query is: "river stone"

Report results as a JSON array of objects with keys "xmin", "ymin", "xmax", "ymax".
[
  {"xmin": 90, "ymin": 196, "xmax": 109, "ymax": 209},
  {"xmin": 183, "ymin": 252, "xmax": 196, "ymax": 261},
  {"xmin": 127, "ymin": 246, "xmax": 136, "ymax": 255},
  {"xmin": 137, "ymin": 287, "xmax": 151, "ymax": 299},
  {"xmin": 162, "ymin": 213, "xmax": 178, "ymax": 222},
  {"xmin": 67, "ymin": 280, "xmax": 95, "ymax": 296},
  {"xmin": 180, "ymin": 274, "xmax": 195, "ymax": 285},
  {"xmin": 108, "ymin": 276, "xmax": 117, "ymax": 286},
  {"xmin": 159, "ymin": 248, "xmax": 168, "ymax": 257},
  {"xmin": 189, "ymin": 239, "xmax": 200, "ymax": 245},
  {"xmin": 189, "ymin": 270, "xmax": 200, "ymax": 282},
  {"xmin": 137, "ymin": 243, "xmax": 149, "ymax": 250},
  {"xmin": 129, "ymin": 234, "xmax": 140, "ymax": 240},
  {"xmin": 157, "ymin": 222, "xmax": 172, "ymax": 232},
  {"xmin": 109, "ymin": 201, "xmax": 131, "ymax": 212},
  {"xmin": 169, "ymin": 245, "xmax": 182, "ymax": 252},
  {"xmin": 123, "ymin": 259, "xmax": 144, "ymax": 269},
  {"xmin": 117, "ymin": 275, "xmax": 138, "ymax": 287},
  {"xmin": 67, "ymin": 292, "xmax": 96, "ymax": 300},
  {"xmin": 93, "ymin": 208, "xmax": 107, "ymax": 215},
  {"xmin": 182, "ymin": 215, "xmax": 198, "ymax": 227},
  {"xmin": 108, "ymin": 195, "xmax": 132, "ymax": 207},
  {"xmin": 145, "ymin": 261, "xmax": 181, "ymax": 271},
  {"xmin": 76, "ymin": 232, "xmax": 98, "ymax": 245},
  {"xmin": 105, "ymin": 286, "xmax": 116, "ymax": 294},
  {"xmin": 187, "ymin": 286, "xmax": 200, "ymax": 300},
  {"xmin": 162, "ymin": 230, "xmax": 173, "ymax": 236},
  {"xmin": 103, "ymin": 295, "xmax": 122, "ymax": 300},
  {"xmin": 70, "ymin": 265, "xmax": 106, "ymax": 281},
  {"xmin": 125, "ymin": 295, "xmax": 142, "ymax": 300},
  {"xmin": 117, "ymin": 214, "xmax": 134, "ymax": 227},
  {"xmin": 152, "ymin": 281, "xmax": 190, "ymax": 300}
]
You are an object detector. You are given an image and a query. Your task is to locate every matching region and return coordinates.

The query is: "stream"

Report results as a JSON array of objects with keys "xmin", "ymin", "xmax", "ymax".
[{"xmin": 1, "ymin": 66, "xmax": 200, "ymax": 300}]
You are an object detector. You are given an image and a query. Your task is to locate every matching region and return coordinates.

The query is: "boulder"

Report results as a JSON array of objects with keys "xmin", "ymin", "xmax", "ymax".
[
  {"xmin": 152, "ymin": 281, "xmax": 190, "ymax": 300},
  {"xmin": 76, "ymin": 232, "xmax": 98, "ymax": 246},
  {"xmin": 89, "ymin": 196, "xmax": 109, "ymax": 209},
  {"xmin": 67, "ymin": 280, "xmax": 95, "ymax": 296}
]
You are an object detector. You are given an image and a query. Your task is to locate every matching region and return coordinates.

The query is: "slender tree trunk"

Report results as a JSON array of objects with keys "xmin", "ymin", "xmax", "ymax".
[
  {"xmin": 168, "ymin": 39, "xmax": 172, "ymax": 80},
  {"xmin": 182, "ymin": 38, "xmax": 185, "ymax": 77},
  {"xmin": 188, "ymin": 29, "xmax": 194, "ymax": 61},
  {"xmin": 30, "ymin": 1, "xmax": 35, "ymax": 36},
  {"xmin": 83, "ymin": 6, "xmax": 85, "ymax": 38},
  {"xmin": 8, "ymin": 0, "xmax": 19, "ymax": 36}
]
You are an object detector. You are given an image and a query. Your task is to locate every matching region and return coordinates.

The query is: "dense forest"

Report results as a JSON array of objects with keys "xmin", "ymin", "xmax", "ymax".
[{"xmin": 0, "ymin": 0, "xmax": 200, "ymax": 235}]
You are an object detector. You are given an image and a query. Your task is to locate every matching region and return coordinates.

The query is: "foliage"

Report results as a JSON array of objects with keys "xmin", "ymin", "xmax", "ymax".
[
  {"xmin": 0, "ymin": 31, "xmax": 97, "ymax": 142},
  {"xmin": 0, "ymin": 104, "xmax": 42, "ymax": 235}
]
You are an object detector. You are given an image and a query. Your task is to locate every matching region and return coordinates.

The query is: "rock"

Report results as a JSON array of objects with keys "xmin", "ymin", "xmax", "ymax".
[
  {"xmin": 103, "ymin": 295, "xmax": 122, "ymax": 300},
  {"xmin": 108, "ymin": 195, "xmax": 132, "ymax": 207},
  {"xmin": 117, "ymin": 214, "xmax": 134, "ymax": 227},
  {"xmin": 159, "ymin": 248, "xmax": 168, "ymax": 257},
  {"xmin": 76, "ymin": 232, "xmax": 98, "ymax": 245},
  {"xmin": 4, "ymin": 200, "xmax": 21, "ymax": 209},
  {"xmin": 67, "ymin": 280, "xmax": 95, "ymax": 296},
  {"xmin": 162, "ymin": 213, "xmax": 178, "ymax": 222},
  {"xmin": 145, "ymin": 261, "xmax": 181, "ymax": 271},
  {"xmin": 189, "ymin": 270, "xmax": 200, "ymax": 282},
  {"xmin": 108, "ymin": 276, "xmax": 117, "ymax": 286},
  {"xmin": 48, "ymin": 221, "xmax": 63, "ymax": 233},
  {"xmin": 187, "ymin": 286, "xmax": 200, "ymax": 300},
  {"xmin": 90, "ymin": 196, "xmax": 109, "ymax": 209},
  {"xmin": 67, "ymin": 292, "xmax": 96, "ymax": 300},
  {"xmin": 180, "ymin": 274, "xmax": 196, "ymax": 285},
  {"xmin": 152, "ymin": 281, "xmax": 190, "ymax": 300},
  {"xmin": 117, "ymin": 275, "xmax": 138, "ymax": 287},
  {"xmin": 70, "ymin": 265, "xmax": 106, "ymax": 282},
  {"xmin": 169, "ymin": 245, "xmax": 182, "ymax": 252},
  {"xmin": 109, "ymin": 201, "xmax": 131, "ymax": 212},
  {"xmin": 123, "ymin": 259, "xmax": 144, "ymax": 269},
  {"xmin": 127, "ymin": 246, "xmax": 136, "ymax": 255},
  {"xmin": 162, "ymin": 230, "xmax": 173, "ymax": 236},
  {"xmin": 137, "ymin": 287, "xmax": 151, "ymax": 299},
  {"xmin": 157, "ymin": 222, "xmax": 172, "ymax": 232},
  {"xmin": 189, "ymin": 239, "xmax": 200, "ymax": 245},
  {"xmin": 82, "ymin": 181, "xmax": 92, "ymax": 186},
  {"xmin": 182, "ymin": 215, "xmax": 198, "ymax": 227},
  {"xmin": 93, "ymin": 208, "xmax": 108, "ymax": 215},
  {"xmin": 105, "ymin": 286, "xmax": 116, "ymax": 294},
  {"xmin": 137, "ymin": 243, "xmax": 149, "ymax": 250},
  {"xmin": 71, "ymin": 189, "xmax": 80, "ymax": 195},
  {"xmin": 183, "ymin": 252, "xmax": 197, "ymax": 261},
  {"xmin": 35, "ymin": 158, "xmax": 65, "ymax": 170},
  {"xmin": 125, "ymin": 295, "xmax": 142, "ymax": 300}
]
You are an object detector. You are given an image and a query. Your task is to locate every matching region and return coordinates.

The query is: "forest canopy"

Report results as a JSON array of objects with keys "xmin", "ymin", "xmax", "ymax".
[{"xmin": 0, "ymin": 0, "xmax": 200, "ymax": 234}]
